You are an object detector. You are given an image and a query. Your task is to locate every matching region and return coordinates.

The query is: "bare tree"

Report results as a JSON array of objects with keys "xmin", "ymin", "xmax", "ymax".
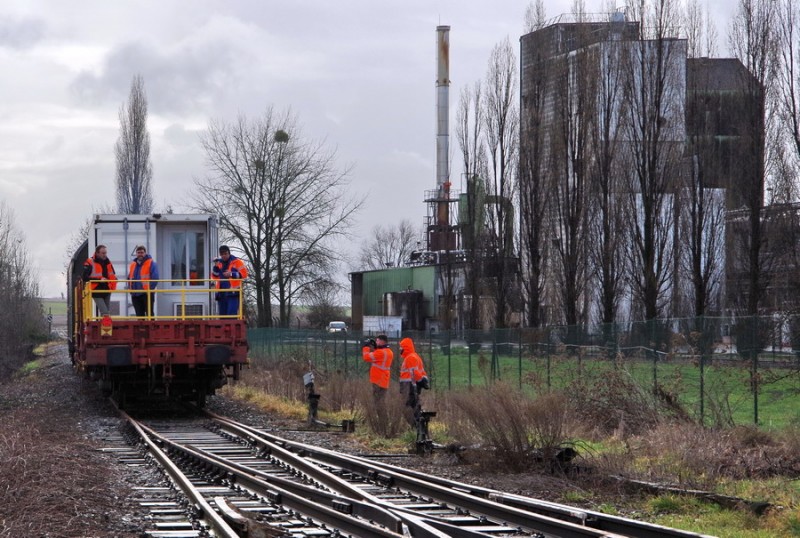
[
  {"xmin": 684, "ymin": 76, "xmax": 726, "ymax": 320},
  {"xmin": 524, "ymin": 0, "xmax": 548, "ymax": 34},
  {"xmin": 776, "ymin": 0, "xmax": 800, "ymax": 202},
  {"xmin": 587, "ymin": 25, "xmax": 628, "ymax": 329},
  {"xmin": 549, "ymin": 9, "xmax": 593, "ymax": 328},
  {"xmin": 358, "ymin": 220, "xmax": 419, "ymax": 271},
  {"xmin": 483, "ymin": 37, "xmax": 520, "ymax": 328},
  {"xmin": 0, "ymin": 203, "xmax": 45, "ymax": 376},
  {"xmin": 683, "ymin": 0, "xmax": 718, "ymax": 58},
  {"xmin": 621, "ymin": 0, "xmax": 685, "ymax": 324},
  {"xmin": 683, "ymin": 6, "xmax": 729, "ymax": 322},
  {"xmin": 191, "ymin": 107, "xmax": 362, "ymax": 328},
  {"xmin": 456, "ymin": 82, "xmax": 489, "ymax": 330},
  {"xmin": 115, "ymin": 74, "xmax": 153, "ymax": 214},
  {"xmin": 728, "ymin": 0, "xmax": 777, "ymax": 424},
  {"xmin": 728, "ymin": 0, "xmax": 776, "ymax": 318},
  {"xmin": 518, "ymin": 36, "xmax": 550, "ymax": 328},
  {"xmin": 303, "ymin": 278, "xmax": 347, "ymax": 329}
]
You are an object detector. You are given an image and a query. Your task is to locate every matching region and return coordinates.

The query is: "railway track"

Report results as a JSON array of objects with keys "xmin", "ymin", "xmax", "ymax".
[{"xmin": 111, "ymin": 408, "xmax": 716, "ymax": 537}]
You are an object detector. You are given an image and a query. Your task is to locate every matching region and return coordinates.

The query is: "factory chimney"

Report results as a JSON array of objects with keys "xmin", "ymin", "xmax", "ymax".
[{"xmin": 435, "ymin": 25, "xmax": 450, "ymax": 230}]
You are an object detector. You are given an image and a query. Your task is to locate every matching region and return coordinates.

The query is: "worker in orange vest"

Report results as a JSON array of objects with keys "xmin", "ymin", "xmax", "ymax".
[
  {"xmin": 362, "ymin": 334, "xmax": 394, "ymax": 401},
  {"xmin": 128, "ymin": 245, "xmax": 159, "ymax": 318},
  {"xmin": 399, "ymin": 337, "xmax": 429, "ymax": 426},
  {"xmin": 82, "ymin": 244, "xmax": 117, "ymax": 316},
  {"xmin": 211, "ymin": 245, "xmax": 248, "ymax": 317}
]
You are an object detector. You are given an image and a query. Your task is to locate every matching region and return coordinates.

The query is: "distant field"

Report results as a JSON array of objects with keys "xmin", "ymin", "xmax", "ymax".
[{"xmin": 40, "ymin": 298, "xmax": 67, "ymax": 316}]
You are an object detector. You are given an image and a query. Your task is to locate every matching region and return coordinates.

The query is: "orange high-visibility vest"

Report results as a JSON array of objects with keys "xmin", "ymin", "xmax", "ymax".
[
  {"xmin": 399, "ymin": 337, "xmax": 427, "ymax": 383},
  {"xmin": 84, "ymin": 258, "xmax": 117, "ymax": 290},
  {"xmin": 211, "ymin": 257, "xmax": 248, "ymax": 289},
  {"xmin": 128, "ymin": 258, "xmax": 155, "ymax": 290},
  {"xmin": 362, "ymin": 346, "xmax": 393, "ymax": 389}
]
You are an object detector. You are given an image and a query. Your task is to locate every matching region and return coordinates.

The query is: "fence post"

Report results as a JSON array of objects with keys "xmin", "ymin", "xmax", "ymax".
[
  {"xmin": 651, "ymin": 320, "xmax": 658, "ymax": 392},
  {"xmin": 699, "ymin": 316, "xmax": 705, "ymax": 427},
  {"xmin": 491, "ymin": 330, "xmax": 498, "ymax": 381},
  {"xmin": 447, "ymin": 330, "xmax": 452, "ymax": 390},
  {"xmin": 468, "ymin": 331, "xmax": 473, "ymax": 387},
  {"xmin": 518, "ymin": 328, "xmax": 522, "ymax": 390},
  {"xmin": 752, "ymin": 316, "xmax": 759, "ymax": 425}
]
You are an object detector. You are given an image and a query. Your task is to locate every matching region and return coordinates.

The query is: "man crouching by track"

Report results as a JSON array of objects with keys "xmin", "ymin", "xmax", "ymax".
[{"xmin": 399, "ymin": 337, "xmax": 429, "ymax": 427}]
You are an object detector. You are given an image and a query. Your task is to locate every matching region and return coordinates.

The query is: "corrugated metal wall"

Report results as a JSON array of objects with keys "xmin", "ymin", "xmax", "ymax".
[{"xmin": 361, "ymin": 266, "xmax": 436, "ymax": 318}]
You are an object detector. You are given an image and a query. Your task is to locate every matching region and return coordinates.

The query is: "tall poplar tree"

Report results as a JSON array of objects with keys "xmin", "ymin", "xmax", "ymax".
[{"xmin": 115, "ymin": 74, "xmax": 154, "ymax": 214}]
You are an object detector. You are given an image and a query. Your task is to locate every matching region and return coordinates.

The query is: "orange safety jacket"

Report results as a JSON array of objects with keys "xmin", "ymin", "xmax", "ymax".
[
  {"xmin": 211, "ymin": 256, "xmax": 248, "ymax": 290},
  {"xmin": 84, "ymin": 257, "xmax": 117, "ymax": 291},
  {"xmin": 128, "ymin": 257, "xmax": 157, "ymax": 291},
  {"xmin": 362, "ymin": 345, "xmax": 393, "ymax": 389},
  {"xmin": 398, "ymin": 337, "xmax": 427, "ymax": 383}
]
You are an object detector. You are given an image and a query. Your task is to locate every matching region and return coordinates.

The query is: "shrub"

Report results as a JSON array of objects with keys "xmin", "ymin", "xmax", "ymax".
[
  {"xmin": 566, "ymin": 368, "xmax": 661, "ymax": 437},
  {"xmin": 356, "ymin": 382, "xmax": 407, "ymax": 439},
  {"xmin": 444, "ymin": 384, "xmax": 577, "ymax": 471}
]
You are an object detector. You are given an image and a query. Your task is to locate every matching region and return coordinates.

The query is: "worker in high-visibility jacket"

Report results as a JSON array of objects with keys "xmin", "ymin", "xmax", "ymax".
[
  {"xmin": 362, "ymin": 334, "xmax": 394, "ymax": 401},
  {"xmin": 127, "ymin": 245, "xmax": 159, "ymax": 318},
  {"xmin": 82, "ymin": 244, "xmax": 117, "ymax": 316},
  {"xmin": 399, "ymin": 337, "xmax": 429, "ymax": 426},
  {"xmin": 211, "ymin": 245, "xmax": 248, "ymax": 317}
]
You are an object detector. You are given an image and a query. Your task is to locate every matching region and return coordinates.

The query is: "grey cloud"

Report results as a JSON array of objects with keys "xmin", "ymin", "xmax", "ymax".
[
  {"xmin": 163, "ymin": 123, "xmax": 201, "ymax": 147},
  {"xmin": 69, "ymin": 38, "xmax": 247, "ymax": 113},
  {"xmin": 0, "ymin": 16, "xmax": 45, "ymax": 50}
]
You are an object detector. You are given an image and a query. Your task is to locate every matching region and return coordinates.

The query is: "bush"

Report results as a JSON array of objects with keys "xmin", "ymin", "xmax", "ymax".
[
  {"xmin": 611, "ymin": 422, "xmax": 800, "ymax": 489},
  {"xmin": 444, "ymin": 384, "xmax": 577, "ymax": 472},
  {"xmin": 356, "ymin": 382, "xmax": 407, "ymax": 438},
  {"xmin": 566, "ymin": 368, "xmax": 661, "ymax": 437}
]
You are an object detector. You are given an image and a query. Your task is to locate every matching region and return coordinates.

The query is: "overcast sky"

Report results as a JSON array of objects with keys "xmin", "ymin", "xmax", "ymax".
[{"xmin": 0, "ymin": 0, "xmax": 727, "ymax": 297}]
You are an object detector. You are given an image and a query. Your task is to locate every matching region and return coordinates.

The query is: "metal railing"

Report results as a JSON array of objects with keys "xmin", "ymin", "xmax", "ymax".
[{"xmin": 81, "ymin": 278, "xmax": 244, "ymax": 321}]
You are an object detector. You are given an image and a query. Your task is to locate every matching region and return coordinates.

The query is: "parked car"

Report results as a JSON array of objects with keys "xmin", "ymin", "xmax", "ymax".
[{"xmin": 327, "ymin": 321, "xmax": 348, "ymax": 333}]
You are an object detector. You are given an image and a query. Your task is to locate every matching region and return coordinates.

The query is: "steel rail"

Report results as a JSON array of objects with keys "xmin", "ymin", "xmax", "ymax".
[
  {"xmin": 119, "ymin": 409, "xmax": 240, "ymax": 538},
  {"xmin": 137, "ymin": 419, "xmax": 407, "ymax": 538},
  {"xmin": 314, "ymin": 452, "xmax": 717, "ymax": 538},
  {"xmin": 203, "ymin": 416, "xmax": 457, "ymax": 538},
  {"xmin": 231, "ymin": 419, "xmax": 716, "ymax": 538},
  {"xmin": 283, "ymin": 442, "xmax": 716, "ymax": 538},
  {"xmin": 207, "ymin": 411, "xmax": 630, "ymax": 538}
]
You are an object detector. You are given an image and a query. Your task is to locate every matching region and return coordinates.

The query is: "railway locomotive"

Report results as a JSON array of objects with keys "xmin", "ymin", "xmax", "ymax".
[{"xmin": 67, "ymin": 213, "xmax": 248, "ymax": 407}]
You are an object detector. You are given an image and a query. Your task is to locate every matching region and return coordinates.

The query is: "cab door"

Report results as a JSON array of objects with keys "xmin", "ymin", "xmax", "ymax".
[{"xmin": 158, "ymin": 226, "xmax": 210, "ymax": 317}]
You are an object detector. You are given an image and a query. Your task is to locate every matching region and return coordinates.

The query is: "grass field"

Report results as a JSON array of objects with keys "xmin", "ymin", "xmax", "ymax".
[
  {"xmin": 423, "ymin": 347, "xmax": 800, "ymax": 428},
  {"xmin": 249, "ymin": 333, "xmax": 800, "ymax": 429},
  {"xmin": 237, "ymin": 344, "xmax": 800, "ymax": 538},
  {"xmin": 40, "ymin": 298, "xmax": 67, "ymax": 316}
]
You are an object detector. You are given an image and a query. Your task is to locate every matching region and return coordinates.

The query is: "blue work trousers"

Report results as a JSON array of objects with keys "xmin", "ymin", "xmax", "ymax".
[{"xmin": 217, "ymin": 295, "xmax": 240, "ymax": 317}]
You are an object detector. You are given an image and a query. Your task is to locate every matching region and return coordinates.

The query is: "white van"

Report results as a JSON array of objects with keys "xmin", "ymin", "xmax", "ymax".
[{"xmin": 327, "ymin": 321, "xmax": 348, "ymax": 333}]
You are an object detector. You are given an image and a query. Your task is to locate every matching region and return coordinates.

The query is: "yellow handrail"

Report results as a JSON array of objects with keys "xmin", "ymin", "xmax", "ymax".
[{"xmin": 81, "ymin": 278, "xmax": 245, "ymax": 322}]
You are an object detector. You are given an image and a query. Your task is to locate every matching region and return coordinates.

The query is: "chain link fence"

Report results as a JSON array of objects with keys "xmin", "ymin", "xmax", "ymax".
[{"xmin": 247, "ymin": 315, "xmax": 800, "ymax": 428}]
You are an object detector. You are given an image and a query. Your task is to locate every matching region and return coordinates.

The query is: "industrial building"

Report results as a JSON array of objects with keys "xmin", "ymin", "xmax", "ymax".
[
  {"xmin": 350, "ymin": 26, "xmax": 519, "ymax": 333},
  {"xmin": 351, "ymin": 12, "xmax": 770, "ymax": 333},
  {"xmin": 518, "ymin": 10, "xmax": 764, "ymax": 324}
]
